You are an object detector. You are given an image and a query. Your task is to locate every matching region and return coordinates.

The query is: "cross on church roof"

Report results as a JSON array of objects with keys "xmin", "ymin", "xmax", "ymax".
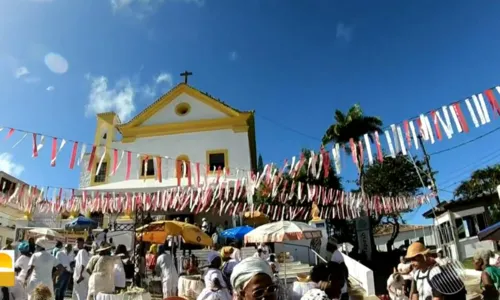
[{"xmin": 180, "ymin": 71, "xmax": 193, "ymax": 84}]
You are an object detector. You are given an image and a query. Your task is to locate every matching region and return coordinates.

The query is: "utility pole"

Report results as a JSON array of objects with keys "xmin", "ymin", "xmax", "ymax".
[{"xmin": 417, "ymin": 135, "xmax": 441, "ymax": 204}]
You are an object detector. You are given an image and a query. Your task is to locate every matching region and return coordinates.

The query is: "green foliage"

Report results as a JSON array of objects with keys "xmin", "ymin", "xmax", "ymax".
[
  {"xmin": 363, "ymin": 154, "xmax": 432, "ymax": 197},
  {"xmin": 253, "ymin": 148, "xmax": 342, "ymax": 206},
  {"xmin": 257, "ymin": 154, "xmax": 264, "ymax": 173},
  {"xmin": 322, "ymin": 104, "xmax": 383, "ymax": 146},
  {"xmin": 454, "ymin": 164, "xmax": 500, "ymax": 200}
]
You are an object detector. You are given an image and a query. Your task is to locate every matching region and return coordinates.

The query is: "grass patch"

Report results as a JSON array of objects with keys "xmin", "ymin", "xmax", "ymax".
[{"xmin": 462, "ymin": 257, "xmax": 474, "ymax": 269}]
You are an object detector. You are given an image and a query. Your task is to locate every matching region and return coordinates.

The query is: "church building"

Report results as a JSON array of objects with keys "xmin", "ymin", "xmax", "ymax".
[{"xmin": 79, "ymin": 74, "xmax": 257, "ymax": 225}]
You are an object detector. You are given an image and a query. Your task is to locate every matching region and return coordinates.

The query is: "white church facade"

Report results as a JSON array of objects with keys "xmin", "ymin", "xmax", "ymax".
[{"xmin": 78, "ymin": 81, "xmax": 257, "ymax": 225}]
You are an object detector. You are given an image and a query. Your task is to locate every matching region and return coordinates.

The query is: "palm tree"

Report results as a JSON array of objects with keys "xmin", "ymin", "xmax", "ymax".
[
  {"xmin": 322, "ymin": 104, "xmax": 383, "ymax": 193},
  {"xmin": 322, "ymin": 104, "xmax": 383, "ymax": 259}
]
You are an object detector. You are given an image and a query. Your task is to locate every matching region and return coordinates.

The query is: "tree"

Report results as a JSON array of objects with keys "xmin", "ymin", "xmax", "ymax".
[
  {"xmin": 454, "ymin": 164, "xmax": 500, "ymax": 199},
  {"xmin": 322, "ymin": 104, "xmax": 383, "ymax": 256},
  {"xmin": 257, "ymin": 154, "xmax": 264, "ymax": 173},
  {"xmin": 454, "ymin": 164, "xmax": 500, "ymax": 222},
  {"xmin": 363, "ymin": 154, "xmax": 432, "ymax": 250}
]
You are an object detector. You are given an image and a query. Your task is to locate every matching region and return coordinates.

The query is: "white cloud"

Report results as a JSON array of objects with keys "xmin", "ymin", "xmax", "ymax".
[
  {"xmin": 46, "ymin": 86, "xmax": 55, "ymax": 91},
  {"xmin": 336, "ymin": 23, "xmax": 353, "ymax": 42},
  {"xmin": 142, "ymin": 72, "xmax": 173, "ymax": 98},
  {"xmin": 0, "ymin": 153, "xmax": 25, "ymax": 178},
  {"xmin": 14, "ymin": 67, "xmax": 30, "ymax": 78},
  {"xmin": 44, "ymin": 52, "xmax": 69, "ymax": 74},
  {"xmin": 229, "ymin": 51, "xmax": 238, "ymax": 61},
  {"xmin": 110, "ymin": 0, "xmax": 204, "ymax": 17},
  {"xmin": 85, "ymin": 75, "xmax": 136, "ymax": 122}
]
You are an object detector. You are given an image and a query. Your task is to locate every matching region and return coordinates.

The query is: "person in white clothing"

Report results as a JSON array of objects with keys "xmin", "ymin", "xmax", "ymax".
[
  {"xmin": 230, "ymin": 242, "xmax": 242, "ymax": 262},
  {"xmin": 253, "ymin": 248, "xmax": 265, "ymax": 259},
  {"xmin": 257, "ymin": 243, "xmax": 270, "ymax": 260},
  {"xmin": 434, "ymin": 249, "xmax": 451, "ymax": 266},
  {"xmin": 396, "ymin": 256, "xmax": 412, "ymax": 297},
  {"xmin": 25, "ymin": 237, "xmax": 65, "ymax": 300},
  {"xmin": 113, "ymin": 244, "xmax": 129, "ymax": 292},
  {"xmin": 386, "ymin": 273, "xmax": 408, "ymax": 300},
  {"xmin": 328, "ymin": 241, "xmax": 349, "ymax": 300},
  {"xmin": 14, "ymin": 241, "xmax": 31, "ymax": 283},
  {"xmin": 197, "ymin": 252, "xmax": 232, "ymax": 300},
  {"xmin": 155, "ymin": 244, "xmax": 178, "ymax": 298},
  {"xmin": 55, "ymin": 244, "xmax": 74, "ymax": 300},
  {"xmin": 86, "ymin": 243, "xmax": 121, "ymax": 300},
  {"xmin": 72, "ymin": 238, "xmax": 91, "ymax": 300}
]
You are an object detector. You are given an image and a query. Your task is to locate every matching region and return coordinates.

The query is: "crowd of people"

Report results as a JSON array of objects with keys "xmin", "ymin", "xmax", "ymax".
[{"xmin": 4, "ymin": 225, "xmax": 500, "ymax": 300}]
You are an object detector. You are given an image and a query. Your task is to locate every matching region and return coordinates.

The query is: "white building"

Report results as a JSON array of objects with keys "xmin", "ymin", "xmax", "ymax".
[
  {"xmin": 422, "ymin": 195, "xmax": 497, "ymax": 261},
  {"xmin": 79, "ymin": 81, "xmax": 257, "ymax": 226},
  {"xmin": 374, "ymin": 224, "xmax": 436, "ymax": 252},
  {"xmin": 0, "ymin": 171, "xmax": 30, "ymax": 247}
]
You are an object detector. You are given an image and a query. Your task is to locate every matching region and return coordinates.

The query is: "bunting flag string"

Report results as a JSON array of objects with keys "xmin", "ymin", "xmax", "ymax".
[
  {"xmin": 2, "ymin": 84, "xmax": 500, "ymax": 178},
  {"xmin": 0, "ymin": 176, "xmax": 432, "ymax": 221},
  {"xmin": 0, "ymin": 83, "xmax": 498, "ymax": 219}
]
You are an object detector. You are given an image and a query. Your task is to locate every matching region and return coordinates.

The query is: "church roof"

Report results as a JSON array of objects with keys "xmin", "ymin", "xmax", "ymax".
[
  {"xmin": 373, "ymin": 224, "xmax": 429, "ymax": 237},
  {"xmin": 118, "ymin": 83, "xmax": 250, "ymax": 128}
]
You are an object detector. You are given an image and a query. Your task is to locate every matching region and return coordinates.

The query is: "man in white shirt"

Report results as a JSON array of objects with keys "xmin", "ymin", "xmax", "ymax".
[
  {"xmin": 54, "ymin": 244, "xmax": 74, "ymax": 300},
  {"xmin": 328, "ymin": 241, "xmax": 349, "ymax": 300}
]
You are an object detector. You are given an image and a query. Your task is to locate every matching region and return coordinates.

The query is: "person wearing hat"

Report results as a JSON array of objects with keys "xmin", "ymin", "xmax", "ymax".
[
  {"xmin": 201, "ymin": 218, "xmax": 209, "ymax": 233},
  {"xmin": 406, "ymin": 242, "xmax": 466, "ymax": 300},
  {"xmin": 15, "ymin": 241, "xmax": 32, "ymax": 282},
  {"xmin": 25, "ymin": 237, "xmax": 65, "ymax": 300},
  {"xmin": 86, "ymin": 242, "xmax": 121, "ymax": 300},
  {"xmin": 72, "ymin": 238, "xmax": 92, "ymax": 300},
  {"xmin": 197, "ymin": 252, "xmax": 232, "ymax": 300}
]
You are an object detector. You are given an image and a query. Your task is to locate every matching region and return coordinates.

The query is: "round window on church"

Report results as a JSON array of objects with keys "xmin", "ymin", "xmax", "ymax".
[{"xmin": 175, "ymin": 102, "xmax": 191, "ymax": 116}]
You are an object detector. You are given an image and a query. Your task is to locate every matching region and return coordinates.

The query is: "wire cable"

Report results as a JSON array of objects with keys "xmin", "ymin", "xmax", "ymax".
[{"xmin": 429, "ymin": 124, "xmax": 500, "ymax": 156}]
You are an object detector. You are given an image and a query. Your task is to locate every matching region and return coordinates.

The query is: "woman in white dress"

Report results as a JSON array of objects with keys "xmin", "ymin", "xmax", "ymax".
[
  {"xmin": 113, "ymin": 244, "xmax": 129, "ymax": 292},
  {"xmin": 197, "ymin": 252, "xmax": 232, "ymax": 300},
  {"xmin": 24, "ymin": 237, "xmax": 64, "ymax": 300},
  {"xmin": 72, "ymin": 239, "xmax": 92, "ymax": 300},
  {"xmin": 86, "ymin": 243, "xmax": 120, "ymax": 300},
  {"xmin": 155, "ymin": 244, "xmax": 178, "ymax": 298},
  {"xmin": 14, "ymin": 241, "xmax": 31, "ymax": 282}
]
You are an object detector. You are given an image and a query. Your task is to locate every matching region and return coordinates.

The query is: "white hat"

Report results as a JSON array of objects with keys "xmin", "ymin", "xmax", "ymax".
[
  {"xmin": 96, "ymin": 242, "xmax": 113, "ymax": 253},
  {"xmin": 35, "ymin": 237, "xmax": 51, "ymax": 249},
  {"xmin": 202, "ymin": 218, "xmax": 206, "ymax": 221}
]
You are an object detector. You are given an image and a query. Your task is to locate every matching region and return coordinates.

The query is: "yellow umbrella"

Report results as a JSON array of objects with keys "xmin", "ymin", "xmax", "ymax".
[{"xmin": 137, "ymin": 220, "xmax": 213, "ymax": 247}]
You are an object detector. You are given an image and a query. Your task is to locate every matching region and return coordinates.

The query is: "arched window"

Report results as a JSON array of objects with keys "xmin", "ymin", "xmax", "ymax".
[{"xmin": 176, "ymin": 155, "xmax": 190, "ymax": 178}]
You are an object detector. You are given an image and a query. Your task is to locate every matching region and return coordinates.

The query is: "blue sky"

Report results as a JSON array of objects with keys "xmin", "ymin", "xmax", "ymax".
[{"xmin": 1, "ymin": 0, "xmax": 500, "ymax": 225}]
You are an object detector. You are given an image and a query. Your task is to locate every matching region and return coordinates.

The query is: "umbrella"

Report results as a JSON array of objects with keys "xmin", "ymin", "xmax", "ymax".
[
  {"xmin": 29, "ymin": 228, "xmax": 62, "ymax": 238},
  {"xmin": 478, "ymin": 221, "xmax": 500, "ymax": 241},
  {"xmin": 137, "ymin": 220, "xmax": 213, "ymax": 246},
  {"xmin": 244, "ymin": 220, "xmax": 322, "ymax": 244},
  {"xmin": 220, "ymin": 225, "xmax": 254, "ymax": 240},
  {"xmin": 65, "ymin": 216, "xmax": 98, "ymax": 230}
]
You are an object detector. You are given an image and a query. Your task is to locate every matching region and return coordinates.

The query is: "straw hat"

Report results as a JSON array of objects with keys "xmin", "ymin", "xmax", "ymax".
[
  {"xmin": 96, "ymin": 242, "xmax": 113, "ymax": 253},
  {"xmin": 405, "ymin": 242, "xmax": 429, "ymax": 259}
]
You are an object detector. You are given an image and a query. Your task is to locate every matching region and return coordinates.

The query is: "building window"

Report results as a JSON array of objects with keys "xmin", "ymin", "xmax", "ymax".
[
  {"xmin": 94, "ymin": 162, "xmax": 108, "ymax": 183},
  {"xmin": 141, "ymin": 157, "xmax": 155, "ymax": 178},
  {"xmin": 477, "ymin": 213, "xmax": 487, "ymax": 231},
  {"xmin": 455, "ymin": 218, "xmax": 466, "ymax": 239},
  {"xmin": 207, "ymin": 150, "xmax": 228, "ymax": 172},
  {"xmin": 176, "ymin": 155, "xmax": 190, "ymax": 178},
  {"xmin": 0, "ymin": 178, "xmax": 16, "ymax": 194}
]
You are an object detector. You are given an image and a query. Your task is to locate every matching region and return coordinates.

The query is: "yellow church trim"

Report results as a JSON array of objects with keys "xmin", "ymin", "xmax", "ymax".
[
  {"xmin": 120, "ymin": 114, "xmax": 252, "ymax": 142},
  {"xmin": 206, "ymin": 149, "xmax": 229, "ymax": 173},
  {"xmin": 118, "ymin": 83, "xmax": 242, "ymax": 130}
]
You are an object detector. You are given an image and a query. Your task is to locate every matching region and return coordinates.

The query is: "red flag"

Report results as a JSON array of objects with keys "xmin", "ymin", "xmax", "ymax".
[
  {"xmin": 87, "ymin": 145, "xmax": 97, "ymax": 172},
  {"xmin": 69, "ymin": 142, "xmax": 78, "ymax": 169},
  {"xmin": 125, "ymin": 151, "xmax": 132, "ymax": 180},
  {"xmin": 485, "ymin": 89, "xmax": 500, "ymax": 117},
  {"xmin": 32, "ymin": 133, "xmax": 38, "ymax": 157},
  {"xmin": 5, "ymin": 128, "xmax": 14, "ymax": 140},
  {"xmin": 50, "ymin": 137, "xmax": 57, "ymax": 167}
]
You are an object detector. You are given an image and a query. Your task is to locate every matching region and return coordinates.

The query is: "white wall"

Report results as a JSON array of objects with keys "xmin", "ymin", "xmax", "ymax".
[
  {"xmin": 341, "ymin": 253, "xmax": 375, "ymax": 296},
  {"xmin": 80, "ymin": 129, "xmax": 252, "ymax": 188},
  {"xmin": 142, "ymin": 93, "xmax": 227, "ymax": 125},
  {"xmin": 458, "ymin": 237, "xmax": 496, "ymax": 259},
  {"xmin": 375, "ymin": 227, "xmax": 436, "ymax": 251}
]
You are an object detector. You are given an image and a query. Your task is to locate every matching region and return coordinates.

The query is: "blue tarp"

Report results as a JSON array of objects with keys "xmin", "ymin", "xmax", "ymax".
[
  {"xmin": 478, "ymin": 221, "xmax": 500, "ymax": 241},
  {"xmin": 220, "ymin": 225, "xmax": 254, "ymax": 240},
  {"xmin": 65, "ymin": 216, "xmax": 98, "ymax": 230}
]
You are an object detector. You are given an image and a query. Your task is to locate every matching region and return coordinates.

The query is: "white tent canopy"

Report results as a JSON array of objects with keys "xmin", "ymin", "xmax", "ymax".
[{"xmin": 244, "ymin": 220, "xmax": 322, "ymax": 244}]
